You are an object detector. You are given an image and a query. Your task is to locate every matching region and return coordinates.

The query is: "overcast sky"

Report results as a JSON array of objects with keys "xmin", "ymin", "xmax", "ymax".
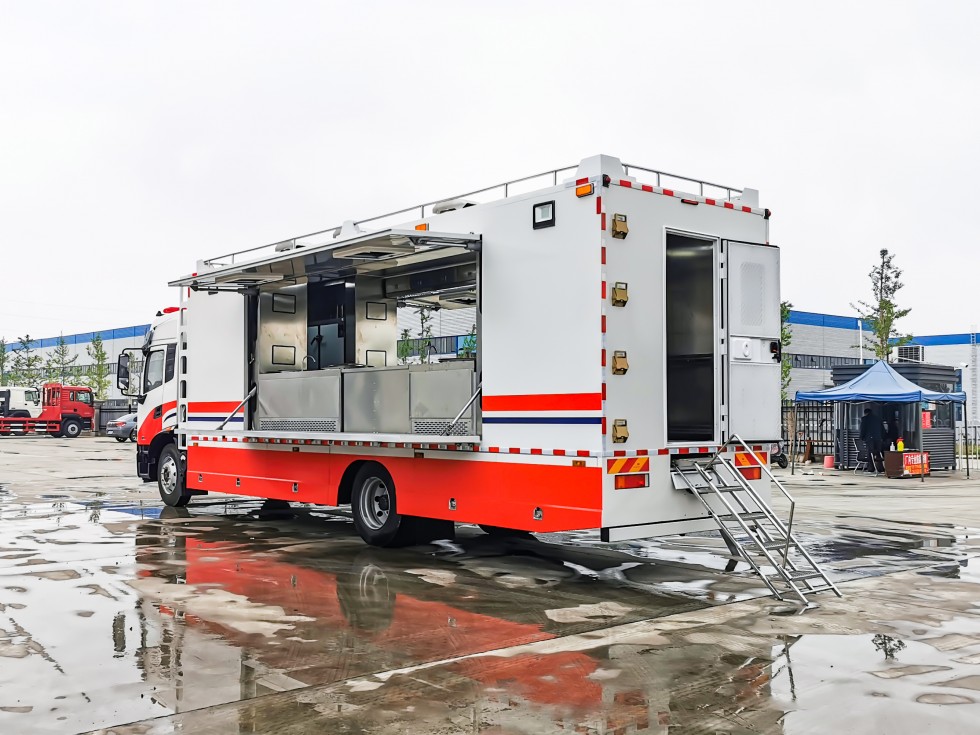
[{"xmin": 2, "ymin": 1, "xmax": 977, "ymax": 342}]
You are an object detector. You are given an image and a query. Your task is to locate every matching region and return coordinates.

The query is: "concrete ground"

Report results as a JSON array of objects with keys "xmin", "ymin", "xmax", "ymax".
[{"xmin": 2, "ymin": 436, "xmax": 980, "ymax": 734}]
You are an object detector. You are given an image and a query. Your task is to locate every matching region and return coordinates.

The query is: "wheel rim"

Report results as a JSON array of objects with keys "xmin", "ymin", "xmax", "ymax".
[
  {"xmin": 358, "ymin": 477, "xmax": 391, "ymax": 531},
  {"xmin": 68, "ymin": 425, "xmax": 79, "ymax": 437},
  {"xmin": 160, "ymin": 455, "xmax": 178, "ymax": 495}
]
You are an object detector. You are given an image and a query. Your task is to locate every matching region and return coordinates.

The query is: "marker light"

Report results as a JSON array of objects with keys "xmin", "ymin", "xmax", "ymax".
[
  {"xmin": 415, "ymin": 223, "xmax": 429, "ymax": 231},
  {"xmin": 615, "ymin": 473, "xmax": 649, "ymax": 489},
  {"xmin": 575, "ymin": 183, "xmax": 595, "ymax": 197}
]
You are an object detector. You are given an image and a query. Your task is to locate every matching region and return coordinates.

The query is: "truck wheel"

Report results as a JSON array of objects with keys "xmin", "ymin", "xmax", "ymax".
[
  {"xmin": 158, "ymin": 444, "xmax": 190, "ymax": 507},
  {"xmin": 351, "ymin": 464, "xmax": 420, "ymax": 547},
  {"xmin": 62, "ymin": 419, "xmax": 82, "ymax": 439}
]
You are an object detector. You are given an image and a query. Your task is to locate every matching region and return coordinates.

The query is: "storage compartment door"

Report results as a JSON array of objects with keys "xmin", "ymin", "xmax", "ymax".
[{"xmin": 726, "ymin": 241, "xmax": 781, "ymax": 440}]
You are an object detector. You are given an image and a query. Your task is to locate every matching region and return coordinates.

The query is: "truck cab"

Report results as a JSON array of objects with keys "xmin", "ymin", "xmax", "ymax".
[
  {"xmin": 40, "ymin": 383, "xmax": 95, "ymax": 438},
  {"xmin": 0, "ymin": 386, "xmax": 42, "ymax": 419},
  {"xmin": 117, "ymin": 309, "xmax": 180, "ymax": 481}
]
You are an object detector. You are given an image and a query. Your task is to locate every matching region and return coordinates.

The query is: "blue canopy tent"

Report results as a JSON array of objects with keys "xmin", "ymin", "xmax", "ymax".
[{"xmin": 793, "ymin": 360, "xmax": 967, "ymax": 479}]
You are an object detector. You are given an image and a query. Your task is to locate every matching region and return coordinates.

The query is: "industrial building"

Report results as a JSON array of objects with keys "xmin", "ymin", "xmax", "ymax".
[{"xmin": 3, "ymin": 309, "xmax": 977, "ymax": 427}]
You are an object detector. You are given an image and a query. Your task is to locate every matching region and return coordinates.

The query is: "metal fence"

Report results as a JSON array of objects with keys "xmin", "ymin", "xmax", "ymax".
[{"xmin": 781, "ymin": 401, "xmax": 834, "ymax": 461}]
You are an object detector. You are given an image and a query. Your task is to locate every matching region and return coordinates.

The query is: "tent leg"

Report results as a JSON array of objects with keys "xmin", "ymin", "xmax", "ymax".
[
  {"xmin": 965, "ymin": 414, "xmax": 970, "ymax": 479},
  {"xmin": 919, "ymin": 403, "xmax": 925, "ymax": 483},
  {"xmin": 791, "ymin": 404, "xmax": 798, "ymax": 475}
]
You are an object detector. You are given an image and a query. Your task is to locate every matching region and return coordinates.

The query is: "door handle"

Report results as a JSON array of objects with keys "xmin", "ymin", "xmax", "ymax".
[{"xmin": 153, "ymin": 406, "xmax": 162, "ymax": 419}]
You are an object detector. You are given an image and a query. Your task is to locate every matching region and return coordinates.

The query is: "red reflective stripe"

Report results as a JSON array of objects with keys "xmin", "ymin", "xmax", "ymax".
[
  {"xmin": 658, "ymin": 448, "xmax": 669, "ymax": 455},
  {"xmin": 663, "ymin": 189, "xmax": 674, "ymax": 197},
  {"xmin": 601, "ymin": 246, "xmax": 606, "ymax": 264},
  {"xmin": 601, "ymin": 212, "xmax": 606, "ymax": 230},
  {"xmin": 601, "ymin": 280, "xmax": 606, "ymax": 299},
  {"xmin": 641, "ymin": 184, "xmax": 653, "ymax": 192},
  {"xmin": 596, "ymin": 196, "xmax": 602, "ymax": 214},
  {"xmin": 705, "ymin": 198, "xmax": 716, "ymax": 206},
  {"xmin": 530, "ymin": 448, "xmax": 543, "ymax": 455},
  {"xmin": 482, "ymin": 393, "xmax": 603, "ymax": 411},
  {"xmin": 576, "ymin": 177, "xmax": 589, "ymax": 185},
  {"xmin": 187, "ymin": 401, "xmax": 244, "ymax": 413},
  {"xmin": 619, "ymin": 179, "xmax": 632, "ymax": 187},
  {"xmin": 742, "ymin": 206, "xmax": 753, "ymax": 213},
  {"xmin": 724, "ymin": 202, "xmax": 734, "ymax": 209}
]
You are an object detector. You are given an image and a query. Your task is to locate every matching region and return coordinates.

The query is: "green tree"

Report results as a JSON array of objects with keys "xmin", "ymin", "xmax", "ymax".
[
  {"xmin": 11, "ymin": 335, "xmax": 43, "ymax": 387},
  {"xmin": 458, "ymin": 323, "xmax": 477, "ymax": 358},
  {"xmin": 45, "ymin": 334, "xmax": 78, "ymax": 384},
  {"xmin": 416, "ymin": 306, "xmax": 435, "ymax": 364},
  {"xmin": 852, "ymin": 249, "xmax": 912, "ymax": 361},
  {"xmin": 85, "ymin": 333, "xmax": 111, "ymax": 399},
  {"xmin": 0, "ymin": 338, "xmax": 8, "ymax": 386},
  {"xmin": 397, "ymin": 328, "xmax": 413, "ymax": 364},
  {"xmin": 780, "ymin": 301, "xmax": 793, "ymax": 401}
]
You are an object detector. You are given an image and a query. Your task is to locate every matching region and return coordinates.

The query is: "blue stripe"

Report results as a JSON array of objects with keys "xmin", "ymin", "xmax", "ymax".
[
  {"xmin": 186, "ymin": 416, "xmax": 244, "ymax": 423},
  {"xmin": 482, "ymin": 416, "xmax": 602, "ymax": 425}
]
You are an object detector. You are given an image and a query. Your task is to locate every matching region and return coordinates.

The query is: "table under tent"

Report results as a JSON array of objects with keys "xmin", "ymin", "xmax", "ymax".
[{"xmin": 793, "ymin": 360, "xmax": 967, "ymax": 480}]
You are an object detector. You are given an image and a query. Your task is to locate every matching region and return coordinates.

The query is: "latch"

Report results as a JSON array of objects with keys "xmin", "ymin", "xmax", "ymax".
[
  {"xmin": 612, "ymin": 419, "xmax": 629, "ymax": 443},
  {"xmin": 611, "ymin": 282, "xmax": 629, "ymax": 307},
  {"xmin": 611, "ymin": 213, "xmax": 629, "ymax": 239},
  {"xmin": 612, "ymin": 350, "xmax": 629, "ymax": 375}
]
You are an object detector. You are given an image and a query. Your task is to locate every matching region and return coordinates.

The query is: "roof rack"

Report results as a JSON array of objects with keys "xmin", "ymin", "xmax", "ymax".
[{"xmin": 203, "ymin": 162, "xmax": 743, "ymax": 268}]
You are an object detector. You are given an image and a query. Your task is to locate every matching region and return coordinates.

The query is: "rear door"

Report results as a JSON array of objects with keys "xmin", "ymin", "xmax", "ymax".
[{"xmin": 726, "ymin": 241, "xmax": 781, "ymax": 440}]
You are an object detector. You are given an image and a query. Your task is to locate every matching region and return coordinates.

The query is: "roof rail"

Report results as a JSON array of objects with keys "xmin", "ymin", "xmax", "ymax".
[{"xmin": 203, "ymin": 162, "xmax": 743, "ymax": 268}]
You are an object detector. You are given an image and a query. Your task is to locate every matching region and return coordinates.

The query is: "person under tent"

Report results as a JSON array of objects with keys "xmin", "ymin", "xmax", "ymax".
[{"xmin": 859, "ymin": 407, "xmax": 884, "ymax": 473}]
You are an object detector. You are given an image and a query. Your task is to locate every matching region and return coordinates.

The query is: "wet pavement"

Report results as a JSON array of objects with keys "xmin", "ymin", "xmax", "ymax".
[{"xmin": 2, "ymin": 437, "xmax": 980, "ymax": 733}]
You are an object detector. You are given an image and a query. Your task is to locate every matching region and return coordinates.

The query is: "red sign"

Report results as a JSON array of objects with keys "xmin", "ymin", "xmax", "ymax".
[
  {"xmin": 902, "ymin": 452, "xmax": 930, "ymax": 476},
  {"xmin": 921, "ymin": 412, "xmax": 932, "ymax": 429}
]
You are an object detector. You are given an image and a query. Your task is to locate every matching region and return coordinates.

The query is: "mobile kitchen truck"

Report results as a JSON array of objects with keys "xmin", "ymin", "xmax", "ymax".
[{"xmin": 119, "ymin": 155, "xmax": 837, "ymax": 603}]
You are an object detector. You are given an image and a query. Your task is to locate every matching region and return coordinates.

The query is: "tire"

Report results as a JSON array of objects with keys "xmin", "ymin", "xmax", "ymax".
[
  {"xmin": 479, "ymin": 524, "xmax": 533, "ymax": 538},
  {"xmin": 776, "ymin": 455, "xmax": 789, "ymax": 469},
  {"xmin": 129, "ymin": 429, "xmax": 137, "ymax": 443},
  {"xmin": 115, "ymin": 437, "xmax": 127, "ymax": 443},
  {"xmin": 350, "ymin": 464, "xmax": 419, "ymax": 547},
  {"xmin": 62, "ymin": 419, "xmax": 82, "ymax": 439},
  {"xmin": 158, "ymin": 444, "xmax": 190, "ymax": 507}
]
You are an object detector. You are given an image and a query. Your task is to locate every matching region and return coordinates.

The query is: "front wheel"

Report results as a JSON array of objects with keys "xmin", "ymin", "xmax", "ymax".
[
  {"xmin": 350, "ymin": 464, "xmax": 420, "ymax": 547},
  {"xmin": 62, "ymin": 419, "xmax": 82, "ymax": 439},
  {"xmin": 158, "ymin": 444, "xmax": 191, "ymax": 507}
]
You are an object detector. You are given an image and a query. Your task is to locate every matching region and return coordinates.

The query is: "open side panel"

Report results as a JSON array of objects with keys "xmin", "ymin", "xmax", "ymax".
[
  {"xmin": 726, "ymin": 240, "xmax": 780, "ymax": 440},
  {"xmin": 181, "ymin": 290, "xmax": 248, "ymax": 433}
]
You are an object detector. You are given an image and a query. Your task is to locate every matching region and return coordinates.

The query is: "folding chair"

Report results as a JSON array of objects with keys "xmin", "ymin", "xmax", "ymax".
[{"xmin": 853, "ymin": 439, "xmax": 878, "ymax": 476}]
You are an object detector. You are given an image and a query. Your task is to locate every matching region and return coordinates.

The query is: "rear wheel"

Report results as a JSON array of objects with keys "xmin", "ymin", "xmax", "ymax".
[
  {"xmin": 158, "ymin": 444, "xmax": 190, "ymax": 507},
  {"xmin": 62, "ymin": 419, "xmax": 81, "ymax": 439},
  {"xmin": 350, "ymin": 464, "xmax": 427, "ymax": 547},
  {"xmin": 129, "ymin": 429, "xmax": 137, "ymax": 443}
]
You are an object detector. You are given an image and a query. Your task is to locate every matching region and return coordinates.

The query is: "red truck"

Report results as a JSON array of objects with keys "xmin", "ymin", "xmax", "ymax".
[{"xmin": 0, "ymin": 382, "xmax": 95, "ymax": 438}]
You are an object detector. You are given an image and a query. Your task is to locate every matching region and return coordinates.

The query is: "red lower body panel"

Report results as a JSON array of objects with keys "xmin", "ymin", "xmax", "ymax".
[{"xmin": 186, "ymin": 445, "xmax": 602, "ymax": 532}]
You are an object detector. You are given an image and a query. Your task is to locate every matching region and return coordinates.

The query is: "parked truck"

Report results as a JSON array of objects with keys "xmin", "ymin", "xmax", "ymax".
[
  {"xmin": 0, "ymin": 386, "xmax": 42, "ymax": 419},
  {"xmin": 0, "ymin": 382, "xmax": 94, "ymax": 437},
  {"xmin": 120, "ymin": 155, "xmax": 838, "ymax": 603}
]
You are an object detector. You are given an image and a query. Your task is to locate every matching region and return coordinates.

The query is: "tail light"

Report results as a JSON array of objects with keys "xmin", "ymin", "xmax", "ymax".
[{"xmin": 614, "ymin": 474, "xmax": 649, "ymax": 490}]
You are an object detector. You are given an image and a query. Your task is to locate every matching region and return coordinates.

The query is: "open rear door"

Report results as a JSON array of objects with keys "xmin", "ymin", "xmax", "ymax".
[{"xmin": 726, "ymin": 241, "xmax": 781, "ymax": 440}]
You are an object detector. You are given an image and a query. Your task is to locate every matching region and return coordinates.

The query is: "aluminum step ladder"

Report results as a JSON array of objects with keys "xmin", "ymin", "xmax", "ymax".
[{"xmin": 671, "ymin": 435, "xmax": 841, "ymax": 605}]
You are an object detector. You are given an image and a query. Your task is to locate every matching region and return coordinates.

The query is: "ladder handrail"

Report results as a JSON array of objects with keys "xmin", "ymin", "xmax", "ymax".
[{"xmin": 724, "ymin": 434, "xmax": 797, "ymax": 556}]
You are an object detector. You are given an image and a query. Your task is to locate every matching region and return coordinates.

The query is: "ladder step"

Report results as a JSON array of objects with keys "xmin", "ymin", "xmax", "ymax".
[
  {"xmin": 769, "ymin": 570, "xmax": 824, "ymax": 583},
  {"xmin": 694, "ymin": 484, "xmax": 743, "ymax": 494},
  {"xmin": 717, "ymin": 511, "xmax": 768, "ymax": 522},
  {"xmin": 756, "ymin": 539, "xmax": 792, "ymax": 551}
]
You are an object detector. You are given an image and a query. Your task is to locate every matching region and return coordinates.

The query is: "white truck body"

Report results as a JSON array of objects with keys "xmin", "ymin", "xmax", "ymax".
[
  {"xmin": 0, "ymin": 386, "xmax": 42, "ymax": 418},
  {"xmin": 131, "ymin": 154, "xmax": 781, "ymax": 544}
]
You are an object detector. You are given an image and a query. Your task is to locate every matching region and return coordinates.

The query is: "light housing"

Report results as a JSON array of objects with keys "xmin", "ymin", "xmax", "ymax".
[
  {"xmin": 532, "ymin": 201, "xmax": 556, "ymax": 229},
  {"xmin": 615, "ymin": 473, "xmax": 649, "ymax": 489},
  {"xmin": 575, "ymin": 183, "xmax": 595, "ymax": 197}
]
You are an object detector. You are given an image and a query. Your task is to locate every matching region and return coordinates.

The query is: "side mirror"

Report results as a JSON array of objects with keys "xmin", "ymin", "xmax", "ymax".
[
  {"xmin": 117, "ymin": 354, "xmax": 130, "ymax": 392},
  {"xmin": 118, "ymin": 348, "xmax": 142, "ymax": 397}
]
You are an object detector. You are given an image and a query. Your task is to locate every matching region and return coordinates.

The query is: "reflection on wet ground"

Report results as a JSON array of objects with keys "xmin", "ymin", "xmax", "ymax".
[{"xmin": 2, "ymin": 439, "xmax": 980, "ymax": 733}]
